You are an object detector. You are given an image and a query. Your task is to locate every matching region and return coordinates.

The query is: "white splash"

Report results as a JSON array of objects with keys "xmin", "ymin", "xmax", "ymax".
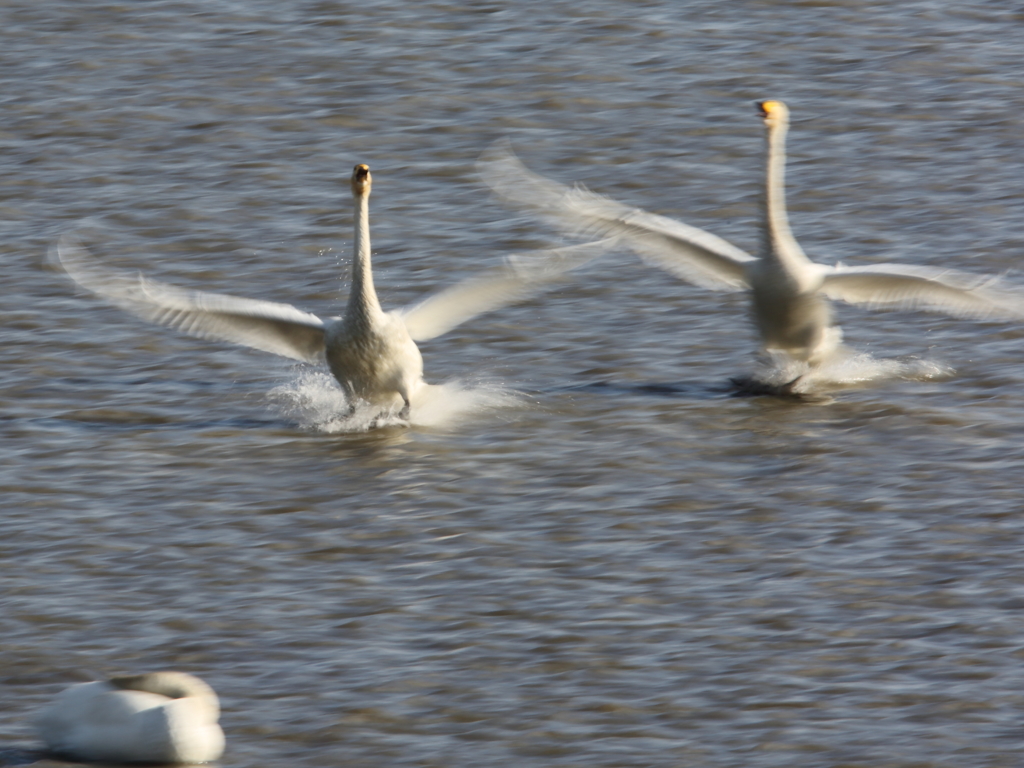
[
  {"xmin": 267, "ymin": 369, "xmax": 523, "ymax": 433},
  {"xmin": 735, "ymin": 346, "xmax": 954, "ymax": 399}
]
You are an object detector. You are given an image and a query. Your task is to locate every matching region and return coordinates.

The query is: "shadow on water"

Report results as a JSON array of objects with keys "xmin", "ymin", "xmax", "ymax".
[
  {"xmin": 0, "ymin": 747, "xmax": 50, "ymax": 767},
  {"xmin": 558, "ymin": 378, "xmax": 738, "ymax": 400},
  {"xmin": 557, "ymin": 376, "xmax": 841, "ymax": 403},
  {"xmin": 0, "ymin": 747, "xmax": 217, "ymax": 767}
]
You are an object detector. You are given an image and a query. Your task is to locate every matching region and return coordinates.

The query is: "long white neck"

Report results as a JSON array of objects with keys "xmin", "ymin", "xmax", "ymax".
[
  {"xmin": 760, "ymin": 115, "xmax": 809, "ymax": 272},
  {"xmin": 345, "ymin": 191, "xmax": 383, "ymax": 323}
]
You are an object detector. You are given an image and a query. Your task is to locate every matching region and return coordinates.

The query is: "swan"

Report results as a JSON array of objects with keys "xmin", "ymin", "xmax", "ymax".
[
  {"xmin": 36, "ymin": 672, "xmax": 224, "ymax": 764},
  {"xmin": 57, "ymin": 164, "xmax": 614, "ymax": 420},
  {"xmin": 479, "ymin": 101, "xmax": 1024, "ymax": 385}
]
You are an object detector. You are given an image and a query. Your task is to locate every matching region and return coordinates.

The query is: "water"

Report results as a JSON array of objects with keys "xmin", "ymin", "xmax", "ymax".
[{"xmin": 4, "ymin": 2, "xmax": 1024, "ymax": 766}]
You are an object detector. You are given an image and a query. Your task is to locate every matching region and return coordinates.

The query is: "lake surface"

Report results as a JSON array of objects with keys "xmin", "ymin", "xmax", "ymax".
[{"xmin": 4, "ymin": 2, "xmax": 1024, "ymax": 766}]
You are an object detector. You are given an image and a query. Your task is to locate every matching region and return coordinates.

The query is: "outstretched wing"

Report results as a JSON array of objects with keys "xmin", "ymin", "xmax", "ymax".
[
  {"xmin": 399, "ymin": 238, "xmax": 618, "ymax": 342},
  {"xmin": 821, "ymin": 262, "xmax": 1024, "ymax": 319},
  {"xmin": 56, "ymin": 234, "xmax": 327, "ymax": 363},
  {"xmin": 477, "ymin": 140, "xmax": 755, "ymax": 292}
]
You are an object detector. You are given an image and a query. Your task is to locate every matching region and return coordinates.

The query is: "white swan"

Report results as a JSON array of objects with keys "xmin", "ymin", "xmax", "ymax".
[
  {"xmin": 37, "ymin": 672, "xmax": 224, "ymax": 764},
  {"xmin": 57, "ymin": 164, "xmax": 614, "ymax": 419},
  {"xmin": 479, "ymin": 101, "xmax": 1024, "ymax": 380}
]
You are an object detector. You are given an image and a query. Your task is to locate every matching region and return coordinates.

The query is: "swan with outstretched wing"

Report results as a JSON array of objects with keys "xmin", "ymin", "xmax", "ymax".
[
  {"xmin": 58, "ymin": 164, "xmax": 615, "ymax": 419},
  {"xmin": 480, "ymin": 102, "xmax": 1024, "ymax": 372}
]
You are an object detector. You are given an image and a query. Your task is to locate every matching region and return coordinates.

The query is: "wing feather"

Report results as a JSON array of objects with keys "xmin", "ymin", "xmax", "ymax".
[
  {"xmin": 478, "ymin": 140, "xmax": 755, "ymax": 291},
  {"xmin": 400, "ymin": 238, "xmax": 617, "ymax": 341},
  {"xmin": 821, "ymin": 263, "xmax": 1024, "ymax": 319},
  {"xmin": 56, "ymin": 234, "xmax": 327, "ymax": 363}
]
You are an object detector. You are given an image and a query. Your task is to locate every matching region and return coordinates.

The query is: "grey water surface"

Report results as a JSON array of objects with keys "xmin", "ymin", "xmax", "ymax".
[{"xmin": 4, "ymin": 2, "xmax": 1024, "ymax": 766}]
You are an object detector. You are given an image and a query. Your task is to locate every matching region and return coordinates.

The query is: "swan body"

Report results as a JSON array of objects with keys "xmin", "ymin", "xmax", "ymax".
[
  {"xmin": 325, "ymin": 307, "xmax": 423, "ymax": 414},
  {"xmin": 480, "ymin": 101, "xmax": 1024, "ymax": 370},
  {"xmin": 37, "ymin": 672, "xmax": 224, "ymax": 764},
  {"xmin": 57, "ymin": 164, "xmax": 614, "ymax": 419}
]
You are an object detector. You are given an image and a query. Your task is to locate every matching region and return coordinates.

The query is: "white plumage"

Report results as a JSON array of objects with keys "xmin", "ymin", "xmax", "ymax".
[
  {"xmin": 57, "ymin": 164, "xmax": 614, "ymax": 419},
  {"xmin": 37, "ymin": 672, "xmax": 224, "ymax": 764},
  {"xmin": 479, "ymin": 101, "xmax": 1024, "ymax": 376}
]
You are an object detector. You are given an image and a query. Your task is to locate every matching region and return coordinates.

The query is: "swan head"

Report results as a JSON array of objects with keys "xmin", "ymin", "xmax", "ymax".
[
  {"xmin": 351, "ymin": 163, "xmax": 372, "ymax": 198},
  {"xmin": 757, "ymin": 100, "xmax": 789, "ymax": 128}
]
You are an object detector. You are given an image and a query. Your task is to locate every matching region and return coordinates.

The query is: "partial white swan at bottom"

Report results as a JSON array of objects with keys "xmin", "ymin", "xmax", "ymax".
[{"xmin": 37, "ymin": 672, "xmax": 224, "ymax": 764}]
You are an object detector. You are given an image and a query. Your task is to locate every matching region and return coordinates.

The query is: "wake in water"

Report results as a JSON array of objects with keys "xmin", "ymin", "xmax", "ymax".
[
  {"xmin": 267, "ymin": 369, "xmax": 523, "ymax": 433},
  {"xmin": 731, "ymin": 346, "xmax": 954, "ymax": 401}
]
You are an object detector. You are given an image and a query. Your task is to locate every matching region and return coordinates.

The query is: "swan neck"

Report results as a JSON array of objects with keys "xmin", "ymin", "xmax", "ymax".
[
  {"xmin": 346, "ymin": 192, "xmax": 382, "ymax": 321},
  {"xmin": 109, "ymin": 673, "xmax": 220, "ymax": 718},
  {"xmin": 761, "ymin": 117, "xmax": 806, "ymax": 269}
]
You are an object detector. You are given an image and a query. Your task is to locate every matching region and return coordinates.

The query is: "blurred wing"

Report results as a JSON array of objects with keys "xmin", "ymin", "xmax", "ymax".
[
  {"xmin": 478, "ymin": 140, "xmax": 755, "ymax": 292},
  {"xmin": 821, "ymin": 263, "xmax": 1024, "ymax": 319},
  {"xmin": 56, "ymin": 234, "xmax": 327, "ymax": 363},
  {"xmin": 399, "ymin": 238, "xmax": 617, "ymax": 341}
]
